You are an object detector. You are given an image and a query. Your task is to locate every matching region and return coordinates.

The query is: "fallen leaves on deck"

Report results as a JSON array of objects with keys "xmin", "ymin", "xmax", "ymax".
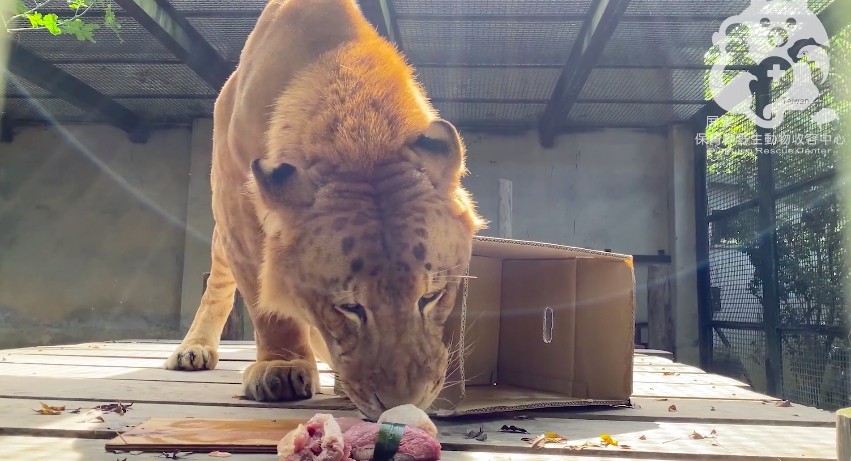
[
  {"xmin": 94, "ymin": 402, "xmax": 133, "ymax": 415},
  {"xmin": 159, "ymin": 451, "xmax": 193, "ymax": 459},
  {"xmin": 775, "ymin": 400, "xmax": 793, "ymax": 407},
  {"xmin": 668, "ymin": 404, "xmax": 678, "ymax": 412},
  {"xmin": 522, "ymin": 432, "xmax": 568, "ymax": 448},
  {"xmin": 465, "ymin": 426, "xmax": 487, "ymax": 441},
  {"xmin": 600, "ymin": 434, "xmax": 618, "ymax": 446},
  {"xmin": 499, "ymin": 424, "xmax": 529, "ymax": 434},
  {"xmin": 33, "ymin": 402, "xmax": 65, "ymax": 415}
]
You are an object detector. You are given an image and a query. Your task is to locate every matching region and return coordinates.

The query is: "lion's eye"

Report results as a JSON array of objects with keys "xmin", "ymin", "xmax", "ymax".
[
  {"xmin": 336, "ymin": 303, "xmax": 367, "ymax": 323},
  {"xmin": 418, "ymin": 290, "xmax": 445, "ymax": 314}
]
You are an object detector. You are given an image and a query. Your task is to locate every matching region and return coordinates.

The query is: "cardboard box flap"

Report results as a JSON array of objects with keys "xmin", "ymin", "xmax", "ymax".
[
  {"xmin": 432, "ymin": 385, "xmax": 631, "ymax": 417},
  {"xmin": 472, "ymin": 236, "xmax": 633, "ymax": 262}
]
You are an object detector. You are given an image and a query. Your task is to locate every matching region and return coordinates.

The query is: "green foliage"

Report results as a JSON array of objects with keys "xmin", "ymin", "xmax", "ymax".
[{"xmin": 3, "ymin": 0, "xmax": 122, "ymax": 43}]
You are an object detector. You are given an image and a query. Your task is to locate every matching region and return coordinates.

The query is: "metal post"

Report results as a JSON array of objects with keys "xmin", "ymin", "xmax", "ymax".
[
  {"xmin": 755, "ymin": 68, "xmax": 783, "ymax": 397},
  {"xmin": 693, "ymin": 121, "xmax": 714, "ymax": 371}
]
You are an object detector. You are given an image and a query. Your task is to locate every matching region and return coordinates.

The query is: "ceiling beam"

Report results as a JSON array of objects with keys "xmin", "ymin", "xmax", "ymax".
[
  {"xmin": 6, "ymin": 43, "xmax": 149, "ymax": 142},
  {"xmin": 537, "ymin": 0, "xmax": 632, "ymax": 148},
  {"xmin": 689, "ymin": 0, "xmax": 849, "ymax": 126},
  {"xmin": 112, "ymin": 0, "xmax": 232, "ymax": 92},
  {"xmin": 357, "ymin": 1, "xmax": 403, "ymax": 48}
]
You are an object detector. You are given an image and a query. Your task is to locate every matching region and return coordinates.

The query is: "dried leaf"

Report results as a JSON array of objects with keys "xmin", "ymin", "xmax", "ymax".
[
  {"xmin": 465, "ymin": 426, "xmax": 485, "ymax": 439},
  {"xmin": 775, "ymin": 400, "xmax": 792, "ymax": 407},
  {"xmin": 639, "ymin": 435, "xmax": 647, "ymax": 440},
  {"xmin": 159, "ymin": 451, "xmax": 193, "ymax": 459},
  {"xmin": 69, "ymin": 408, "xmax": 82, "ymax": 414},
  {"xmin": 656, "ymin": 398, "xmax": 668, "ymax": 401},
  {"xmin": 710, "ymin": 429, "xmax": 717, "ymax": 437},
  {"xmin": 619, "ymin": 444, "xmax": 632, "ymax": 449},
  {"xmin": 631, "ymin": 403, "xmax": 642, "ymax": 409},
  {"xmin": 662, "ymin": 372, "xmax": 679, "ymax": 376},
  {"xmin": 600, "ymin": 434, "xmax": 618, "ymax": 446},
  {"xmin": 33, "ymin": 402, "xmax": 64, "ymax": 415},
  {"xmin": 208, "ymin": 453, "xmax": 231, "ymax": 458},
  {"xmin": 474, "ymin": 433, "xmax": 487, "ymax": 442},
  {"xmin": 710, "ymin": 406, "xmax": 716, "ymax": 411},
  {"xmin": 94, "ymin": 402, "xmax": 133, "ymax": 415},
  {"xmin": 688, "ymin": 430, "xmax": 705, "ymax": 440},
  {"xmin": 667, "ymin": 405, "xmax": 678, "ymax": 412},
  {"xmin": 89, "ymin": 416, "xmax": 106, "ymax": 423},
  {"xmin": 499, "ymin": 425, "xmax": 528, "ymax": 434},
  {"xmin": 526, "ymin": 433, "xmax": 567, "ymax": 448}
]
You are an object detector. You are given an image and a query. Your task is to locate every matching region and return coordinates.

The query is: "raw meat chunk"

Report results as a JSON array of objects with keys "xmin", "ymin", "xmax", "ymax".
[
  {"xmin": 278, "ymin": 413, "xmax": 352, "ymax": 461},
  {"xmin": 344, "ymin": 422, "xmax": 441, "ymax": 461}
]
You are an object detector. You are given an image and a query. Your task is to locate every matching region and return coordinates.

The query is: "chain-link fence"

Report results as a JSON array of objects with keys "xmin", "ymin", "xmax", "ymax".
[{"xmin": 696, "ymin": 21, "xmax": 850, "ymax": 412}]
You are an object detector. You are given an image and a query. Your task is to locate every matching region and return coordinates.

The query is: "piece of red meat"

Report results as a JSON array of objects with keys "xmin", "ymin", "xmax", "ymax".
[
  {"xmin": 278, "ymin": 413, "xmax": 353, "ymax": 461},
  {"xmin": 343, "ymin": 422, "xmax": 441, "ymax": 461}
]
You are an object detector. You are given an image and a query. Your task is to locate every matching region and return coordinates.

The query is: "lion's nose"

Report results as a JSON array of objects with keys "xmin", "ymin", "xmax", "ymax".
[{"xmin": 374, "ymin": 390, "xmax": 425, "ymax": 411}]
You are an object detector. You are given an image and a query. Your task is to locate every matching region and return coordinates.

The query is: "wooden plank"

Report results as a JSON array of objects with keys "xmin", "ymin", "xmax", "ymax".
[
  {"xmin": 0, "ymin": 355, "xmax": 746, "ymax": 388},
  {"xmin": 434, "ymin": 418, "xmax": 836, "ymax": 460},
  {"xmin": 629, "ymin": 382, "xmax": 772, "ymax": 401},
  {"xmin": 632, "ymin": 371, "xmax": 749, "ymax": 388},
  {"xmin": 0, "ymin": 394, "xmax": 834, "ymax": 442},
  {"xmin": 0, "ymin": 354, "xmax": 253, "ymax": 371},
  {"xmin": 647, "ymin": 264, "xmax": 675, "ymax": 353},
  {"xmin": 0, "ymin": 362, "xmax": 337, "ymax": 387},
  {"xmin": 839, "ymin": 408, "xmax": 851, "ymax": 461},
  {"xmin": 0, "ymin": 436, "xmax": 663, "ymax": 461},
  {"xmin": 0, "ymin": 376, "xmax": 356, "ymax": 410}
]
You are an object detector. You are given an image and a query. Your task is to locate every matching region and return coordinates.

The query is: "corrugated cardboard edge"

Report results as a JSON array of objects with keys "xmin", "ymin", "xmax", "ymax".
[{"xmin": 439, "ymin": 236, "xmax": 636, "ymax": 416}]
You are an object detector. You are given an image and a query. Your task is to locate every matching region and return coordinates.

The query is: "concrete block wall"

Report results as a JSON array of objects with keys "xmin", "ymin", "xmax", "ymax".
[{"xmin": 0, "ymin": 121, "xmax": 699, "ymax": 363}]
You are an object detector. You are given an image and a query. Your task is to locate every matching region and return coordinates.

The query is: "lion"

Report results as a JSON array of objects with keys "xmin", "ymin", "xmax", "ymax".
[{"xmin": 164, "ymin": 0, "xmax": 485, "ymax": 421}]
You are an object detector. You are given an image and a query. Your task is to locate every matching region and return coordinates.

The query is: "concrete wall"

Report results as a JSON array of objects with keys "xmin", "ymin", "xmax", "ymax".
[
  {"xmin": 0, "ymin": 121, "xmax": 698, "ymax": 363},
  {"xmin": 0, "ymin": 124, "xmax": 191, "ymax": 348}
]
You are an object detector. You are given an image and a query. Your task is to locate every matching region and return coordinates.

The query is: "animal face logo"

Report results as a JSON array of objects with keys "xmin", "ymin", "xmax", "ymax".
[{"xmin": 708, "ymin": 0, "xmax": 836, "ymax": 129}]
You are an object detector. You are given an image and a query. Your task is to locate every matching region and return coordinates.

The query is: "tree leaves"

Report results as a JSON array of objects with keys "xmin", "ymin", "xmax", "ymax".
[{"xmin": 5, "ymin": 0, "xmax": 121, "ymax": 42}]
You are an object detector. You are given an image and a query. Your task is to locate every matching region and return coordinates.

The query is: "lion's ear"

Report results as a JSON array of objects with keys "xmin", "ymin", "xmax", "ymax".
[
  {"xmin": 409, "ymin": 119, "xmax": 464, "ymax": 193},
  {"xmin": 250, "ymin": 158, "xmax": 316, "ymax": 208}
]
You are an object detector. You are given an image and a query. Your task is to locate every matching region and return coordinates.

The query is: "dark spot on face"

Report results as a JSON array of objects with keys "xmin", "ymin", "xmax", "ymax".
[
  {"xmin": 414, "ymin": 228, "xmax": 428, "ymax": 238},
  {"xmin": 413, "ymin": 242, "xmax": 426, "ymax": 261},
  {"xmin": 369, "ymin": 266, "xmax": 381, "ymax": 277},
  {"xmin": 425, "ymin": 263, "xmax": 432, "ymax": 271},
  {"xmin": 332, "ymin": 217, "xmax": 348, "ymax": 231},
  {"xmin": 341, "ymin": 236, "xmax": 355, "ymax": 255},
  {"xmin": 434, "ymin": 209, "xmax": 444, "ymax": 217},
  {"xmin": 396, "ymin": 261, "xmax": 411, "ymax": 273},
  {"xmin": 350, "ymin": 259, "xmax": 364, "ymax": 273},
  {"xmin": 412, "ymin": 216, "xmax": 426, "ymax": 225}
]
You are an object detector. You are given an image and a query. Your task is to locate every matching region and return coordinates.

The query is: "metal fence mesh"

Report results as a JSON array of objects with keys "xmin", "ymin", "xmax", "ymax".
[{"xmin": 701, "ymin": 21, "xmax": 850, "ymax": 412}]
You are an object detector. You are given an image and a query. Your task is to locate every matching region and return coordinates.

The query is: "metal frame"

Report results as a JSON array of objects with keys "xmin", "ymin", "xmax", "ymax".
[
  {"xmin": 537, "ymin": 0, "xmax": 632, "ymax": 148},
  {"xmin": 6, "ymin": 43, "xmax": 149, "ymax": 142},
  {"xmin": 112, "ymin": 0, "xmax": 232, "ymax": 91}
]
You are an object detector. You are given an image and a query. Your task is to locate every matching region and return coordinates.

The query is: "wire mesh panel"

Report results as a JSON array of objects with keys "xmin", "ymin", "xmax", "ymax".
[
  {"xmin": 416, "ymin": 67, "xmax": 560, "ymax": 100},
  {"xmin": 431, "ymin": 101, "xmax": 543, "ymax": 125},
  {"xmin": 391, "ymin": 0, "xmax": 591, "ymax": 15},
  {"xmin": 599, "ymin": 21, "xmax": 723, "ymax": 67},
  {"xmin": 711, "ymin": 327, "xmax": 767, "ymax": 389},
  {"xmin": 187, "ymin": 17, "xmax": 256, "ymax": 62},
  {"xmin": 399, "ymin": 20, "xmax": 581, "ymax": 65},
  {"xmin": 54, "ymin": 63, "xmax": 216, "ymax": 96},
  {"xmin": 699, "ymin": 15, "xmax": 849, "ymax": 413}
]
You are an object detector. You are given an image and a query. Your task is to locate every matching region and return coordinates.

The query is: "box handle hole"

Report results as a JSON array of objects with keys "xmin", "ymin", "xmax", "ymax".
[{"xmin": 543, "ymin": 307, "xmax": 554, "ymax": 344}]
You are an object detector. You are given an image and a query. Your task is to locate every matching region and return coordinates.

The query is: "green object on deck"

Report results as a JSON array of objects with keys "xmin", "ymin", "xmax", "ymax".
[{"xmin": 373, "ymin": 422, "xmax": 405, "ymax": 461}]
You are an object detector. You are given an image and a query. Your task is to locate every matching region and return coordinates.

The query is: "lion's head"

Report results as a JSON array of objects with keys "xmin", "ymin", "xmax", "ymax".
[{"xmin": 246, "ymin": 37, "xmax": 485, "ymax": 420}]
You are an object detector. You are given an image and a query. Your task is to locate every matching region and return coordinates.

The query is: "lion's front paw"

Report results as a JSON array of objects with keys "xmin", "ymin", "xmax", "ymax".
[
  {"xmin": 163, "ymin": 342, "xmax": 219, "ymax": 371},
  {"xmin": 242, "ymin": 359, "xmax": 318, "ymax": 401}
]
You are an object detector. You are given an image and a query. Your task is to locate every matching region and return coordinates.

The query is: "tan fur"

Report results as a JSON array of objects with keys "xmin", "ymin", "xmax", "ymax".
[{"xmin": 165, "ymin": 0, "xmax": 485, "ymax": 420}]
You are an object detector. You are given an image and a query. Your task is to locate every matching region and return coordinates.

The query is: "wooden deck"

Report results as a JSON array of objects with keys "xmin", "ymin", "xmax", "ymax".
[{"xmin": 0, "ymin": 340, "xmax": 839, "ymax": 460}]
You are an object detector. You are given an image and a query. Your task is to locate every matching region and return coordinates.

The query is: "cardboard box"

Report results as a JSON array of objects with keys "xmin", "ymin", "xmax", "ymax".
[
  {"xmin": 333, "ymin": 236, "xmax": 636, "ymax": 417},
  {"xmin": 428, "ymin": 236, "xmax": 636, "ymax": 417}
]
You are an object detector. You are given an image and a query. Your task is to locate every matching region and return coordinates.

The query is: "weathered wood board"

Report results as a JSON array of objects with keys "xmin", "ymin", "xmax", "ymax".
[{"xmin": 0, "ymin": 341, "xmax": 838, "ymax": 461}]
